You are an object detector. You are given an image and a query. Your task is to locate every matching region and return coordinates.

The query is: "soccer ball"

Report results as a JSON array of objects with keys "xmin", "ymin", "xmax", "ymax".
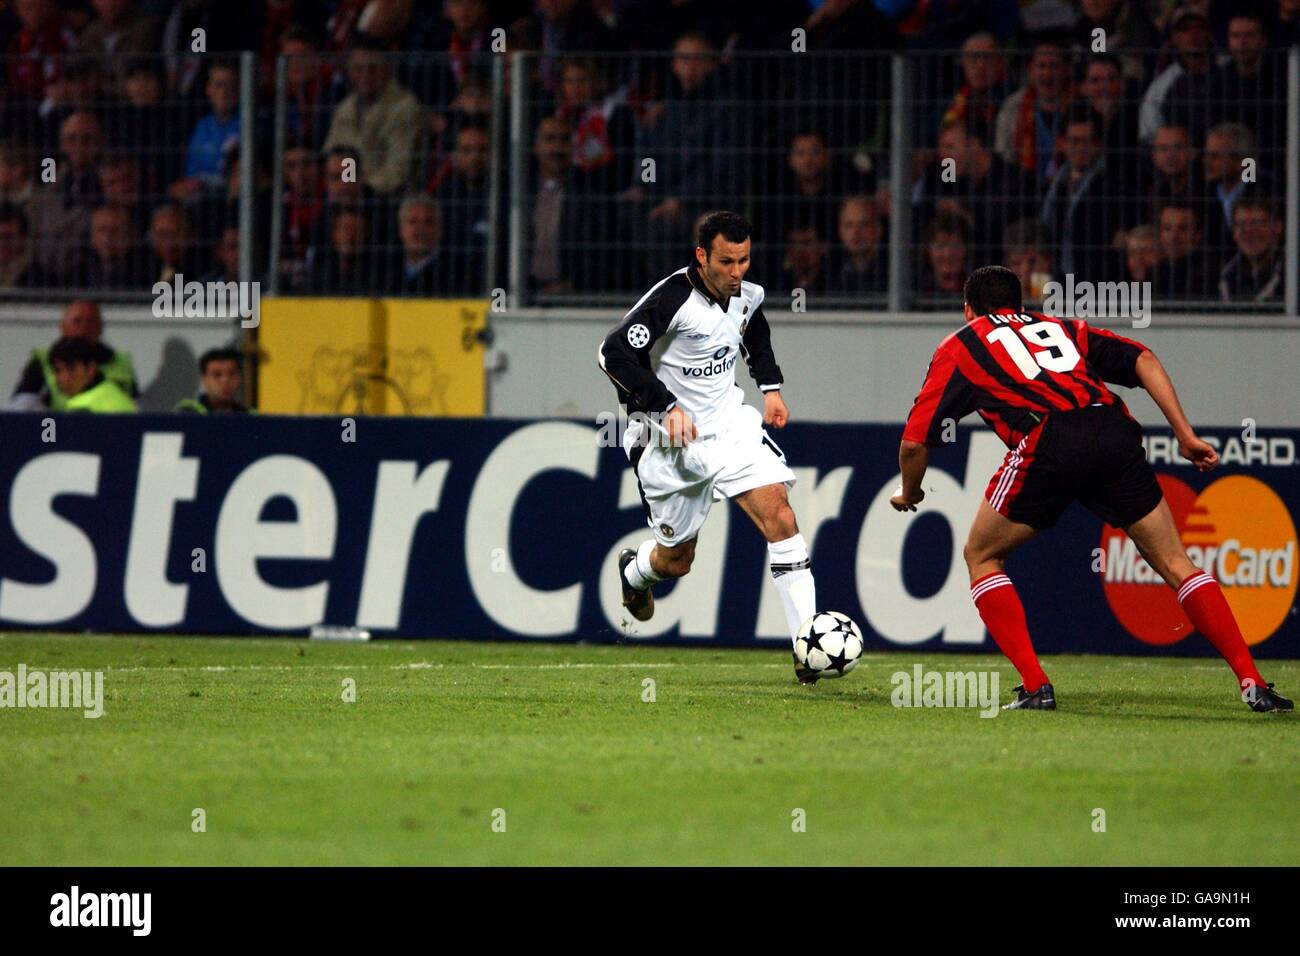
[{"xmin": 794, "ymin": 611, "xmax": 864, "ymax": 679}]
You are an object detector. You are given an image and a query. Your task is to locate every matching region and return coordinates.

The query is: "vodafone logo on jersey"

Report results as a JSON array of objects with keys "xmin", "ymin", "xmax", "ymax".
[{"xmin": 1100, "ymin": 474, "xmax": 1298, "ymax": 646}]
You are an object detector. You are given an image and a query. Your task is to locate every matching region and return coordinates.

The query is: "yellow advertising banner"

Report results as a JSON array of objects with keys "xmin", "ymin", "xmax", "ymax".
[{"xmin": 258, "ymin": 298, "xmax": 487, "ymax": 416}]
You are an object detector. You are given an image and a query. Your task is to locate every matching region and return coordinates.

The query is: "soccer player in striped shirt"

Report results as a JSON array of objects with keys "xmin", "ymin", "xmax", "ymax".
[{"xmin": 893, "ymin": 265, "xmax": 1291, "ymax": 713}]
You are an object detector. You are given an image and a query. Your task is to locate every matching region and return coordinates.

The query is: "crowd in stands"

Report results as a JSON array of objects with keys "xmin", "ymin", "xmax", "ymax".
[{"xmin": 0, "ymin": 0, "xmax": 1292, "ymax": 316}]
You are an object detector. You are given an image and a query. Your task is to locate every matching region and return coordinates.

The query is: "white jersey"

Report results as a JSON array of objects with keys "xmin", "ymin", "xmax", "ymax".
[{"xmin": 597, "ymin": 262, "xmax": 784, "ymax": 442}]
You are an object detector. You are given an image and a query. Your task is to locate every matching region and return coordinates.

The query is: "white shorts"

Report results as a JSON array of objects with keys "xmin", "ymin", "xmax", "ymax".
[{"xmin": 624, "ymin": 402, "xmax": 796, "ymax": 547}]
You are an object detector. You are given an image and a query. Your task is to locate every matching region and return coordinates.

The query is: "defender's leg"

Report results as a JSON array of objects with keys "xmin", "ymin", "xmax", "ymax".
[
  {"xmin": 964, "ymin": 500, "xmax": 1053, "ymax": 707},
  {"xmin": 1125, "ymin": 500, "xmax": 1290, "ymax": 711}
]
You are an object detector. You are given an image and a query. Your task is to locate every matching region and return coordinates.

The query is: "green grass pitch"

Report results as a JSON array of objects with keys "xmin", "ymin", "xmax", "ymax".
[{"xmin": 1, "ymin": 632, "xmax": 1296, "ymax": 866}]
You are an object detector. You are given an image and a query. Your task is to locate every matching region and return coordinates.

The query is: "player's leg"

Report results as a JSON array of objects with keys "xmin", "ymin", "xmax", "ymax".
[
  {"xmin": 734, "ymin": 481, "xmax": 817, "ymax": 635},
  {"xmin": 618, "ymin": 443, "xmax": 714, "ymax": 621},
  {"xmin": 1124, "ymin": 500, "xmax": 1290, "ymax": 710},
  {"xmin": 964, "ymin": 498, "xmax": 1053, "ymax": 702}
]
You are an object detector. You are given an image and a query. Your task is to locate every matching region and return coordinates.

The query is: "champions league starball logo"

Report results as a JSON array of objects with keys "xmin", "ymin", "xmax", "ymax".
[{"xmin": 1100, "ymin": 474, "xmax": 1298, "ymax": 647}]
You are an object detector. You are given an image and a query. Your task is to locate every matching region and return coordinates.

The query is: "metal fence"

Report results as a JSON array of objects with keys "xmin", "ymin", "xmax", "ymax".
[{"xmin": 0, "ymin": 47, "xmax": 1295, "ymax": 315}]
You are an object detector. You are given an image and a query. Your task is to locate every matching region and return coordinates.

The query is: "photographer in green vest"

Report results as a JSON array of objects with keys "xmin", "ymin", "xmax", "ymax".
[
  {"xmin": 46, "ymin": 337, "xmax": 137, "ymax": 413},
  {"xmin": 175, "ymin": 347, "xmax": 249, "ymax": 414},
  {"xmin": 9, "ymin": 300, "xmax": 139, "ymax": 411}
]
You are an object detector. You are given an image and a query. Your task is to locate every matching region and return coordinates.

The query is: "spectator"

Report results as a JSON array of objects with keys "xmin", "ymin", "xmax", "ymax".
[
  {"xmin": 146, "ymin": 203, "xmax": 200, "ymax": 284},
  {"xmin": 45, "ymin": 111, "xmax": 106, "ymax": 274},
  {"xmin": 938, "ymin": 32, "xmax": 1010, "ymax": 148},
  {"xmin": 159, "ymin": 0, "xmax": 246, "ymax": 100},
  {"xmin": 34, "ymin": 59, "xmax": 104, "ymax": 154},
  {"xmin": 322, "ymin": 39, "xmax": 423, "ymax": 196},
  {"xmin": 79, "ymin": 0, "xmax": 160, "ymax": 98},
  {"xmin": 1152, "ymin": 202, "xmax": 1212, "ymax": 298},
  {"xmin": 555, "ymin": 57, "xmax": 635, "ymax": 197},
  {"xmin": 179, "ymin": 60, "xmax": 241, "ymax": 191},
  {"xmin": 1147, "ymin": 124, "xmax": 1204, "ymax": 211},
  {"xmin": 10, "ymin": 299, "xmax": 139, "ymax": 411},
  {"xmin": 1139, "ymin": 8, "xmax": 1215, "ymax": 144},
  {"xmin": 1078, "ymin": 56, "xmax": 1141, "ymax": 182},
  {"xmin": 1279, "ymin": 0, "xmax": 1300, "ymax": 47},
  {"xmin": 387, "ymin": 195, "xmax": 457, "ymax": 295},
  {"xmin": 43, "ymin": 337, "xmax": 137, "ymax": 413},
  {"xmin": 768, "ymin": 128, "xmax": 869, "ymax": 255},
  {"xmin": 919, "ymin": 212, "xmax": 969, "ymax": 296},
  {"xmin": 435, "ymin": 119, "xmax": 490, "ymax": 293},
  {"xmin": 1002, "ymin": 218, "xmax": 1053, "ymax": 302},
  {"xmin": 630, "ymin": 30, "xmax": 734, "ymax": 276},
  {"xmin": 1168, "ymin": 12, "xmax": 1285, "ymax": 152},
  {"xmin": 779, "ymin": 221, "xmax": 829, "ymax": 298},
  {"xmin": 1040, "ymin": 110, "xmax": 1128, "ymax": 282},
  {"xmin": 913, "ymin": 120, "xmax": 1037, "ymax": 269},
  {"xmin": 1121, "ymin": 224, "xmax": 1157, "ymax": 283},
  {"xmin": 527, "ymin": 0, "xmax": 617, "ymax": 92},
  {"xmin": 98, "ymin": 155, "xmax": 147, "ymax": 231},
  {"xmin": 306, "ymin": 207, "xmax": 368, "ymax": 293},
  {"xmin": 278, "ymin": 142, "xmax": 324, "ymax": 290},
  {"xmin": 202, "ymin": 224, "xmax": 241, "ymax": 284},
  {"xmin": 1202, "ymin": 122, "xmax": 1256, "ymax": 259},
  {"xmin": 176, "ymin": 347, "xmax": 247, "ymax": 414},
  {"xmin": 74, "ymin": 204, "xmax": 150, "ymax": 288},
  {"xmin": 826, "ymin": 196, "xmax": 886, "ymax": 296},
  {"xmin": 994, "ymin": 38, "xmax": 1073, "ymax": 180},
  {"xmin": 116, "ymin": 59, "xmax": 183, "ymax": 191},
  {"xmin": 280, "ymin": 27, "xmax": 335, "ymax": 150},
  {"xmin": 0, "ymin": 141, "xmax": 62, "ymax": 272},
  {"xmin": 0, "ymin": 203, "xmax": 54, "ymax": 289},
  {"xmin": 1218, "ymin": 196, "xmax": 1283, "ymax": 303},
  {"xmin": 529, "ymin": 114, "xmax": 571, "ymax": 293},
  {"xmin": 319, "ymin": 145, "xmax": 390, "ymax": 250},
  {"xmin": 4, "ymin": 0, "xmax": 76, "ymax": 104},
  {"xmin": 1070, "ymin": 0, "xmax": 1158, "ymax": 83}
]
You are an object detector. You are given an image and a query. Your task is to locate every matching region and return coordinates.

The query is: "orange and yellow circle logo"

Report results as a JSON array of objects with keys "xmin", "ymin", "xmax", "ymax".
[{"xmin": 1100, "ymin": 475, "xmax": 1298, "ymax": 646}]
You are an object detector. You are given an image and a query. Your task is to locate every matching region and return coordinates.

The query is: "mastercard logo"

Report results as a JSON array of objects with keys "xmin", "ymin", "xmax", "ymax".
[{"xmin": 1100, "ymin": 475, "xmax": 1298, "ymax": 646}]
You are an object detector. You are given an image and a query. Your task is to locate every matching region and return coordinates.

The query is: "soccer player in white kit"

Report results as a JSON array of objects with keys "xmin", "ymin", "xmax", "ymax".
[{"xmin": 598, "ymin": 211, "xmax": 822, "ymax": 682}]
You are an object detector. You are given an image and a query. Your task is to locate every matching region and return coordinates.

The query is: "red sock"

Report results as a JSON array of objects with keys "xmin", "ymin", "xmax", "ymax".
[
  {"xmin": 971, "ymin": 572, "xmax": 1049, "ymax": 692},
  {"xmin": 1177, "ymin": 572, "xmax": 1265, "ymax": 691}
]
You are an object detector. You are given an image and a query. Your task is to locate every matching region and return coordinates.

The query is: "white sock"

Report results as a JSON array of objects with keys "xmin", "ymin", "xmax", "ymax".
[
  {"xmin": 769, "ymin": 533, "xmax": 816, "ymax": 642},
  {"xmin": 623, "ymin": 539, "xmax": 663, "ymax": 591}
]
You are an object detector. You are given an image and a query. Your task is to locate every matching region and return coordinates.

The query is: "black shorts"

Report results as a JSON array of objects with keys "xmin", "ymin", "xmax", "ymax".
[{"xmin": 984, "ymin": 403, "xmax": 1164, "ymax": 530}]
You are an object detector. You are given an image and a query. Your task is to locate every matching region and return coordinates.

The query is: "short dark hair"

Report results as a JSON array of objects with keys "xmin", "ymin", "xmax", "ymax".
[
  {"xmin": 964, "ymin": 265, "xmax": 1023, "ymax": 315},
  {"xmin": 697, "ymin": 210, "xmax": 752, "ymax": 254},
  {"xmin": 49, "ymin": 336, "xmax": 99, "ymax": 367},
  {"xmin": 1157, "ymin": 202, "xmax": 1201, "ymax": 226},
  {"xmin": 199, "ymin": 347, "xmax": 242, "ymax": 374},
  {"xmin": 1233, "ymin": 194, "xmax": 1280, "ymax": 222}
]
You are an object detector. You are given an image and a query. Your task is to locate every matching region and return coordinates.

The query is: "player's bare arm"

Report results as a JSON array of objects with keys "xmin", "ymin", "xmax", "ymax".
[
  {"xmin": 891, "ymin": 440, "xmax": 928, "ymax": 511},
  {"xmin": 1133, "ymin": 350, "xmax": 1219, "ymax": 471}
]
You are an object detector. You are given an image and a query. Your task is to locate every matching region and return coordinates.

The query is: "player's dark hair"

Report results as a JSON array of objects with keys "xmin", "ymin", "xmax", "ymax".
[
  {"xmin": 199, "ymin": 347, "xmax": 242, "ymax": 375},
  {"xmin": 49, "ymin": 336, "xmax": 99, "ymax": 367},
  {"xmin": 964, "ymin": 265, "xmax": 1023, "ymax": 315},
  {"xmin": 697, "ymin": 211, "xmax": 752, "ymax": 255}
]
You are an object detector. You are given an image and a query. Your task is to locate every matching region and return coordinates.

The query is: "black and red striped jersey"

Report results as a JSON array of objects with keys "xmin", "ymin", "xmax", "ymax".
[{"xmin": 903, "ymin": 309, "xmax": 1149, "ymax": 449}]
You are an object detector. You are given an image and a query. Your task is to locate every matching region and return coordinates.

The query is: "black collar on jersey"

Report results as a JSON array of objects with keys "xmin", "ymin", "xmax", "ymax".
[{"xmin": 686, "ymin": 260, "xmax": 731, "ymax": 311}]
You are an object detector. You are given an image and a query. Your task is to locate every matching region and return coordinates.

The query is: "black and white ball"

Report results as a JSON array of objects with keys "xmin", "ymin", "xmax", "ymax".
[{"xmin": 794, "ymin": 611, "xmax": 864, "ymax": 679}]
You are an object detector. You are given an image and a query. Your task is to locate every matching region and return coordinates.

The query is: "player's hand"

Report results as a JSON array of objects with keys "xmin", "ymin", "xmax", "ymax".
[
  {"xmin": 663, "ymin": 405, "xmax": 697, "ymax": 446},
  {"xmin": 890, "ymin": 485, "xmax": 924, "ymax": 512},
  {"xmin": 763, "ymin": 390, "xmax": 788, "ymax": 429},
  {"xmin": 1178, "ymin": 434, "xmax": 1219, "ymax": 472}
]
